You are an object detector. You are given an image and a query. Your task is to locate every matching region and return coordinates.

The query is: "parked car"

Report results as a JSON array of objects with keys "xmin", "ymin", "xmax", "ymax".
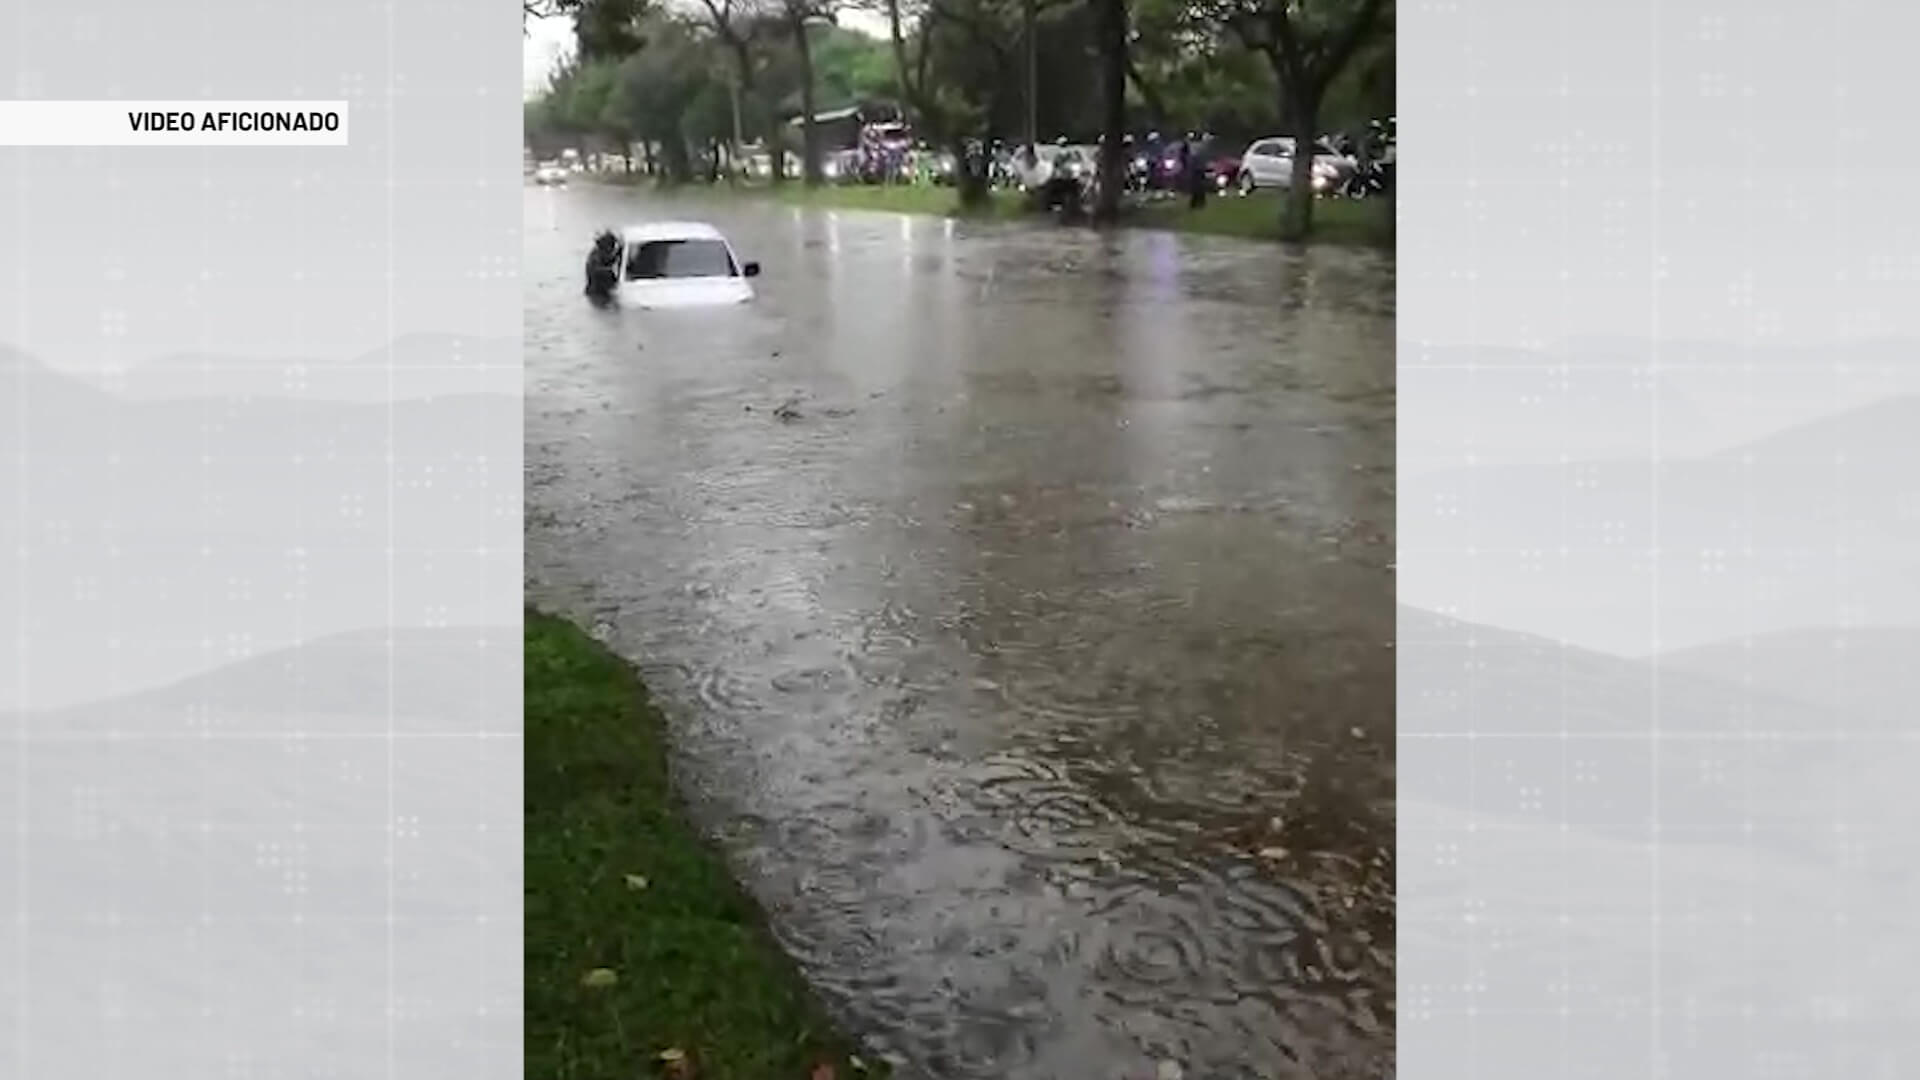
[
  {"xmin": 1190, "ymin": 136, "xmax": 1241, "ymax": 192},
  {"xmin": 930, "ymin": 149, "xmax": 958, "ymax": 185},
  {"xmin": 1234, "ymin": 137, "xmax": 1350, "ymax": 195}
]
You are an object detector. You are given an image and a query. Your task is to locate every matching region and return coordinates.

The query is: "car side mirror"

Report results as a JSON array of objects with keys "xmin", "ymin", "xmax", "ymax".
[{"xmin": 742, "ymin": 261, "xmax": 761, "ymax": 278}]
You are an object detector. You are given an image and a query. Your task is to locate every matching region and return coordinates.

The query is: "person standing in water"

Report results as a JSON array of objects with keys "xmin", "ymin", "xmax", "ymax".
[{"xmin": 584, "ymin": 230, "xmax": 620, "ymax": 303}]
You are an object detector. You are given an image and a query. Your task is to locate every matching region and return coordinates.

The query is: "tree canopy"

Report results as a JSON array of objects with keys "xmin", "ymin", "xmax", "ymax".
[{"xmin": 524, "ymin": 0, "xmax": 1394, "ymax": 217}]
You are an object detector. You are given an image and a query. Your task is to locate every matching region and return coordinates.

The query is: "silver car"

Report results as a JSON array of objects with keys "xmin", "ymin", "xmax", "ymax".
[{"xmin": 1235, "ymin": 137, "xmax": 1350, "ymax": 195}]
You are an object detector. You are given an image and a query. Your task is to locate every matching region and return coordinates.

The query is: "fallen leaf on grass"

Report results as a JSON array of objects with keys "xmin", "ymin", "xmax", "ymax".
[
  {"xmin": 580, "ymin": 968, "xmax": 618, "ymax": 989},
  {"xmin": 624, "ymin": 873, "xmax": 650, "ymax": 891},
  {"xmin": 659, "ymin": 1046, "xmax": 695, "ymax": 1078}
]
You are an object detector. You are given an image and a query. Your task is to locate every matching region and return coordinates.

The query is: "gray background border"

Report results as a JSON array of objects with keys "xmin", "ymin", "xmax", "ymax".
[
  {"xmin": 1, "ymin": 0, "xmax": 522, "ymax": 1076},
  {"xmin": 1401, "ymin": 0, "xmax": 1920, "ymax": 1076}
]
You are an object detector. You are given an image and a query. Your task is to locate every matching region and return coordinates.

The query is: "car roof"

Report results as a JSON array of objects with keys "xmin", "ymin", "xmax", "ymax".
[
  {"xmin": 619, "ymin": 221, "xmax": 727, "ymax": 243},
  {"xmin": 1249, "ymin": 136, "xmax": 1337, "ymax": 149}
]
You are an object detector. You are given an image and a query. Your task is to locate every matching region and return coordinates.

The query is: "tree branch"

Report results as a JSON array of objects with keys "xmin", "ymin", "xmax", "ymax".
[
  {"xmin": 1124, "ymin": 52, "xmax": 1168, "ymax": 126},
  {"xmin": 1311, "ymin": 0, "xmax": 1390, "ymax": 88}
]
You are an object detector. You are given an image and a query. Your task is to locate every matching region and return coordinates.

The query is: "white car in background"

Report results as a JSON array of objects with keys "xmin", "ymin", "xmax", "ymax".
[
  {"xmin": 604, "ymin": 222, "xmax": 760, "ymax": 310},
  {"xmin": 1234, "ymin": 137, "xmax": 1350, "ymax": 195}
]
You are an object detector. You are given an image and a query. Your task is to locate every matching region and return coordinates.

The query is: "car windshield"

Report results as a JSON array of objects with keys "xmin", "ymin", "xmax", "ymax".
[{"xmin": 626, "ymin": 239, "xmax": 736, "ymax": 280}]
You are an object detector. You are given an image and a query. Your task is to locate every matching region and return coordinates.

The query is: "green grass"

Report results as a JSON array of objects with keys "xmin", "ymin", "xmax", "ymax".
[
  {"xmin": 526, "ymin": 612, "xmax": 876, "ymax": 1080},
  {"xmin": 600, "ymin": 174, "xmax": 1391, "ymax": 247},
  {"xmin": 1129, "ymin": 190, "xmax": 1394, "ymax": 247},
  {"xmin": 762, "ymin": 182, "xmax": 1027, "ymax": 222}
]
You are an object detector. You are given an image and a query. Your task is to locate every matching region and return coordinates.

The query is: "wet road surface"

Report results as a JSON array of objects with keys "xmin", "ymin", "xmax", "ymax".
[{"xmin": 525, "ymin": 185, "xmax": 1395, "ymax": 1080}]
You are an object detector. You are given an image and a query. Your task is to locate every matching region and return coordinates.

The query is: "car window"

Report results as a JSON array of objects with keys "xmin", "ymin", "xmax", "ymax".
[
  {"xmin": 1250, "ymin": 140, "xmax": 1278, "ymax": 157},
  {"xmin": 626, "ymin": 239, "xmax": 737, "ymax": 281}
]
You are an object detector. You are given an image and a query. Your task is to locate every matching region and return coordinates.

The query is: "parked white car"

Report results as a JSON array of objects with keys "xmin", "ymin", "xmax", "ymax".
[
  {"xmin": 1234, "ymin": 137, "xmax": 1350, "ymax": 195},
  {"xmin": 600, "ymin": 222, "xmax": 760, "ymax": 310}
]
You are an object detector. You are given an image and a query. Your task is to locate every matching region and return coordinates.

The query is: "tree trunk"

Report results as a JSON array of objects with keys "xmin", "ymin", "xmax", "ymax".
[
  {"xmin": 794, "ymin": 18, "xmax": 822, "ymax": 186},
  {"xmin": 662, "ymin": 130, "xmax": 693, "ymax": 185},
  {"xmin": 955, "ymin": 139, "xmax": 990, "ymax": 209},
  {"xmin": 728, "ymin": 77, "xmax": 743, "ymax": 185},
  {"xmin": 1124, "ymin": 55, "xmax": 1168, "ymax": 131},
  {"xmin": 1282, "ymin": 91, "xmax": 1321, "ymax": 242},
  {"xmin": 1023, "ymin": 0, "xmax": 1037, "ymax": 155},
  {"xmin": 1093, "ymin": 0, "xmax": 1127, "ymax": 223}
]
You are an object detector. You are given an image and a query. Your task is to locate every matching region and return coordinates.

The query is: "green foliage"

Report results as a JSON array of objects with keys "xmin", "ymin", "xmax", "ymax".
[
  {"xmin": 812, "ymin": 26, "xmax": 896, "ymax": 108},
  {"xmin": 564, "ymin": 0, "xmax": 654, "ymax": 60},
  {"xmin": 524, "ymin": 0, "xmax": 1394, "ymax": 178}
]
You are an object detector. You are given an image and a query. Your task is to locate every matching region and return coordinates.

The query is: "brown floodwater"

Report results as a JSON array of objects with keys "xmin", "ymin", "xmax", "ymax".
[{"xmin": 524, "ymin": 185, "xmax": 1395, "ymax": 1080}]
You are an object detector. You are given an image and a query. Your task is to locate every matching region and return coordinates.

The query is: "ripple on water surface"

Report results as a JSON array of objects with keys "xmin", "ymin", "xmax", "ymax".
[{"xmin": 526, "ymin": 187, "xmax": 1394, "ymax": 1080}]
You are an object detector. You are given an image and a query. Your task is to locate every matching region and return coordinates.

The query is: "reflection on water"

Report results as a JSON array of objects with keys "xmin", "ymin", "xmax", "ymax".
[{"xmin": 525, "ymin": 185, "xmax": 1395, "ymax": 1080}]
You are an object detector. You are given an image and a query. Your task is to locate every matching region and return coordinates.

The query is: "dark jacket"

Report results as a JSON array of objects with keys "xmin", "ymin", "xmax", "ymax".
[{"xmin": 584, "ymin": 233, "xmax": 620, "ymax": 298}]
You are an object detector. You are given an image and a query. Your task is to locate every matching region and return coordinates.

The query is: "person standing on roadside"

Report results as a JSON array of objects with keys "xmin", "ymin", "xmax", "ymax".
[{"xmin": 1185, "ymin": 134, "xmax": 1209, "ymax": 210}]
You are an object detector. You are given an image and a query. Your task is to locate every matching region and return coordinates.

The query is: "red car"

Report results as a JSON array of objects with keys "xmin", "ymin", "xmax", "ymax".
[{"xmin": 1206, "ymin": 151, "xmax": 1243, "ymax": 191}]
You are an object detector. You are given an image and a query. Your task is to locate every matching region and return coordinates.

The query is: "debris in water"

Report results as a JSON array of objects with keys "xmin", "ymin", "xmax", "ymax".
[{"xmin": 774, "ymin": 399, "xmax": 803, "ymax": 421}]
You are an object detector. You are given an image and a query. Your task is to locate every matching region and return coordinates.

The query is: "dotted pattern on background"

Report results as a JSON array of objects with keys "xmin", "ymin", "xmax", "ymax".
[
  {"xmin": 1400, "ymin": 0, "xmax": 1920, "ymax": 1078},
  {"xmin": 2, "ymin": 2, "xmax": 524, "ymax": 1078}
]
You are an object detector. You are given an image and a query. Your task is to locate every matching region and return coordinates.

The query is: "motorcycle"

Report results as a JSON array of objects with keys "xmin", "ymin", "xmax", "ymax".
[
  {"xmin": 1340, "ymin": 160, "xmax": 1391, "ymax": 199},
  {"xmin": 1041, "ymin": 174, "xmax": 1091, "ymax": 221}
]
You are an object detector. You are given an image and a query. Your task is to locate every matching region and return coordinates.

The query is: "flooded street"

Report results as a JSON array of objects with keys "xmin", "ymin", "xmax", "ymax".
[{"xmin": 524, "ymin": 185, "xmax": 1395, "ymax": 1080}]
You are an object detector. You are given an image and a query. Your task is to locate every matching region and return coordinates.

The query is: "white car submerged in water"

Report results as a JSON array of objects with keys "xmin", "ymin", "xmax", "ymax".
[{"xmin": 592, "ymin": 222, "xmax": 761, "ymax": 309}]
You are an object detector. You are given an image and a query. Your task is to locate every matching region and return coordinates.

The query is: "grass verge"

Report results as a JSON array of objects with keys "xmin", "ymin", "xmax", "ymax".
[
  {"xmin": 1128, "ymin": 190, "xmax": 1393, "ymax": 247},
  {"xmin": 526, "ymin": 611, "xmax": 876, "ymax": 1080},
  {"xmin": 594, "ymin": 173, "xmax": 1391, "ymax": 248}
]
